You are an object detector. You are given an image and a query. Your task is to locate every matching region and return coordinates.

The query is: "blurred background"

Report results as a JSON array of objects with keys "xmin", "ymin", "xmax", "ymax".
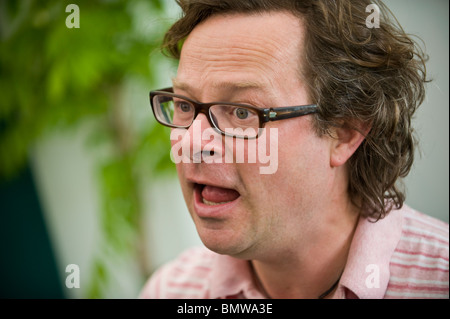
[{"xmin": 0, "ymin": 0, "xmax": 448, "ymax": 298}]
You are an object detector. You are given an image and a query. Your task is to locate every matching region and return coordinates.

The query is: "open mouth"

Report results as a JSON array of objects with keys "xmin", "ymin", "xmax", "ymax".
[{"xmin": 195, "ymin": 183, "xmax": 240, "ymax": 206}]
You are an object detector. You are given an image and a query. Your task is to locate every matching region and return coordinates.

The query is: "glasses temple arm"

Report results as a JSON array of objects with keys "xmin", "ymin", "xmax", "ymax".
[{"xmin": 266, "ymin": 105, "xmax": 318, "ymax": 121}]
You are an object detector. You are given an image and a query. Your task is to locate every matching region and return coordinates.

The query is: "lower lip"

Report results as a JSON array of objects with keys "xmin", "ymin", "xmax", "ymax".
[{"xmin": 193, "ymin": 184, "xmax": 240, "ymax": 219}]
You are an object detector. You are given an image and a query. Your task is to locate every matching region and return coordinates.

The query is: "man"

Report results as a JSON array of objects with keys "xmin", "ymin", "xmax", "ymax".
[{"xmin": 140, "ymin": 0, "xmax": 449, "ymax": 299}]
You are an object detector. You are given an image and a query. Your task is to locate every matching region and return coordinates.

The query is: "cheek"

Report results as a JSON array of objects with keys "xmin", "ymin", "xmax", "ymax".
[
  {"xmin": 277, "ymin": 118, "xmax": 331, "ymax": 168},
  {"xmin": 175, "ymin": 165, "xmax": 191, "ymax": 206},
  {"xmin": 268, "ymin": 125, "xmax": 331, "ymax": 200}
]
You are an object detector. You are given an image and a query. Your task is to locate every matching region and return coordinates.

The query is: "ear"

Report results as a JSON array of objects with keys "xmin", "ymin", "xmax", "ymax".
[{"xmin": 329, "ymin": 122, "xmax": 371, "ymax": 168}]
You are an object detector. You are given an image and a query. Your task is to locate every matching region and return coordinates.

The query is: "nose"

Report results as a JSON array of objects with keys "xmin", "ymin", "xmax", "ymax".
[{"xmin": 182, "ymin": 113, "xmax": 223, "ymax": 163}]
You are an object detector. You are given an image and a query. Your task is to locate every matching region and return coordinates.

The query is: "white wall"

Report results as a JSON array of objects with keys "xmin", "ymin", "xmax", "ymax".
[
  {"xmin": 30, "ymin": 121, "xmax": 102, "ymax": 298},
  {"xmin": 384, "ymin": 0, "xmax": 449, "ymax": 222}
]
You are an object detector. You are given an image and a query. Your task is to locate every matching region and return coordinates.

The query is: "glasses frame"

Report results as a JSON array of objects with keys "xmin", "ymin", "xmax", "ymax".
[{"xmin": 149, "ymin": 87, "xmax": 318, "ymax": 139}]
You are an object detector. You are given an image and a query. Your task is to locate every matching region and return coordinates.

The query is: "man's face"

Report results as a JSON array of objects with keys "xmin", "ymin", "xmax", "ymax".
[{"xmin": 172, "ymin": 12, "xmax": 336, "ymax": 259}]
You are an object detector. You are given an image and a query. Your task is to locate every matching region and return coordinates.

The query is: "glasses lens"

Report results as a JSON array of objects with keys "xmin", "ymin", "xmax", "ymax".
[
  {"xmin": 153, "ymin": 95, "xmax": 195, "ymax": 127},
  {"xmin": 210, "ymin": 104, "xmax": 260, "ymax": 138}
]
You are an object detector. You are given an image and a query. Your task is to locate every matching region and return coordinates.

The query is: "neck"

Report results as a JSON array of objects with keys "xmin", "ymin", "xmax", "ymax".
[{"xmin": 251, "ymin": 202, "xmax": 360, "ymax": 299}]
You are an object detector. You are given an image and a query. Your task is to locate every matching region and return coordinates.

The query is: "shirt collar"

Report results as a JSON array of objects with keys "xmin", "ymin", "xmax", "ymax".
[{"xmin": 339, "ymin": 208, "xmax": 404, "ymax": 298}]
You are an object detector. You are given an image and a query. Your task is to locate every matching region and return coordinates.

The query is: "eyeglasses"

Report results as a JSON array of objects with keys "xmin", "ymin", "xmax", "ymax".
[{"xmin": 149, "ymin": 87, "xmax": 318, "ymax": 139}]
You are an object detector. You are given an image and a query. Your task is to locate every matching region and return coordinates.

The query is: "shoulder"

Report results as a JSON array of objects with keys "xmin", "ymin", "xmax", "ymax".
[
  {"xmin": 386, "ymin": 205, "xmax": 449, "ymax": 298},
  {"xmin": 139, "ymin": 246, "xmax": 216, "ymax": 299}
]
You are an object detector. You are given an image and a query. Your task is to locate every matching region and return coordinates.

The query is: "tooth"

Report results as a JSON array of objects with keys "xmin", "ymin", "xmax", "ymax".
[{"xmin": 202, "ymin": 198, "xmax": 231, "ymax": 206}]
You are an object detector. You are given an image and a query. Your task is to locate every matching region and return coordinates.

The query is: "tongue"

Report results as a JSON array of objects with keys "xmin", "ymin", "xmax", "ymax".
[{"xmin": 201, "ymin": 185, "xmax": 240, "ymax": 203}]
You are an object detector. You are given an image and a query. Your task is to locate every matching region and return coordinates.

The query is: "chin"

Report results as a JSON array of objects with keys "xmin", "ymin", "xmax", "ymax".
[{"xmin": 197, "ymin": 227, "xmax": 257, "ymax": 259}]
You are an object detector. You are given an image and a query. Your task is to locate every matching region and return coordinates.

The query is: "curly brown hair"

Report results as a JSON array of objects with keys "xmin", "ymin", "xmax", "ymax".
[{"xmin": 161, "ymin": 0, "xmax": 429, "ymax": 220}]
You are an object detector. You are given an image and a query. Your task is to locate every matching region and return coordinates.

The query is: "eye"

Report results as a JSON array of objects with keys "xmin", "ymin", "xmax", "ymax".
[
  {"xmin": 234, "ymin": 108, "xmax": 249, "ymax": 119},
  {"xmin": 176, "ymin": 101, "xmax": 193, "ymax": 113}
]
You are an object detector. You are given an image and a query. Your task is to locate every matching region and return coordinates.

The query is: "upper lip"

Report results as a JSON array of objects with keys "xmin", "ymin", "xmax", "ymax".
[{"xmin": 186, "ymin": 176, "xmax": 239, "ymax": 193}]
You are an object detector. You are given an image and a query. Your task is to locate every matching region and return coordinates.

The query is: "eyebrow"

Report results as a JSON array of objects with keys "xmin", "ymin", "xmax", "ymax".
[{"xmin": 172, "ymin": 78, "xmax": 269, "ymax": 94}]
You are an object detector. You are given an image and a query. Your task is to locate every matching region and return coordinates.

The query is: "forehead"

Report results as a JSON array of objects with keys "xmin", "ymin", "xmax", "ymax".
[{"xmin": 175, "ymin": 12, "xmax": 305, "ymax": 98}]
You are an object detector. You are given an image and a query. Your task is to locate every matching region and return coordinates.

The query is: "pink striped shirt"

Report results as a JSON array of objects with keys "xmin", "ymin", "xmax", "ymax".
[{"xmin": 140, "ymin": 205, "xmax": 449, "ymax": 299}]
